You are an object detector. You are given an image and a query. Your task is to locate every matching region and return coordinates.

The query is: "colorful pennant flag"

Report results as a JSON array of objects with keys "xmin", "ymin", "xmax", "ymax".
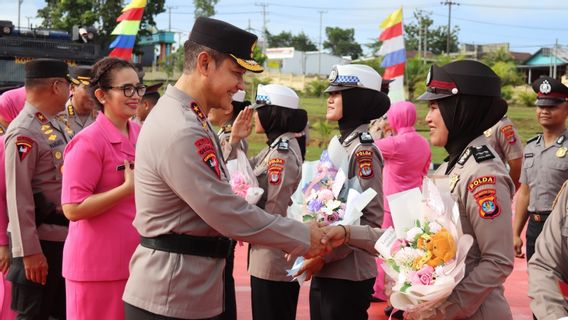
[
  {"xmin": 378, "ymin": 7, "xmax": 405, "ymax": 102},
  {"xmin": 109, "ymin": 0, "xmax": 147, "ymax": 61}
]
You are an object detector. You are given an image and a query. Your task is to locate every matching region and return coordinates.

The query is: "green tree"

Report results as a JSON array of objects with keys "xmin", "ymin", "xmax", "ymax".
[
  {"xmin": 366, "ymin": 39, "xmax": 383, "ymax": 57},
  {"xmin": 267, "ymin": 31, "xmax": 317, "ymax": 51},
  {"xmin": 323, "ymin": 27, "xmax": 362, "ymax": 59},
  {"xmin": 404, "ymin": 10, "xmax": 459, "ymax": 55},
  {"xmin": 491, "ymin": 61, "xmax": 522, "ymax": 86},
  {"xmin": 405, "ymin": 57, "xmax": 429, "ymax": 100},
  {"xmin": 194, "ymin": 0, "xmax": 219, "ymax": 18},
  {"xmin": 253, "ymin": 46, "xmax": 267, "ymax": 66},
  {"xmin": 37, "ymin": 0, "xmax": 165, "ymax": 53},
  {"xmin": 481, "ymin": 47, "xmax": 515, "ymax": 65}
]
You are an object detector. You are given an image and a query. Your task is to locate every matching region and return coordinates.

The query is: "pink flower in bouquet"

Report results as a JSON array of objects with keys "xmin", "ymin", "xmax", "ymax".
[
  {"xmin": 410, "ymin": 265, "xmax": 434, "ymax": 286},
  {"xmin": 230, "ymin": 173, "xmax": 249, "ymax": 198},
  {"xmin": 319, "ymin": 189, "xmax": 334, "ymax": 201},
  {"xmin": 390, "ymin": 239, "xmax": 403, "ymax": 256}
]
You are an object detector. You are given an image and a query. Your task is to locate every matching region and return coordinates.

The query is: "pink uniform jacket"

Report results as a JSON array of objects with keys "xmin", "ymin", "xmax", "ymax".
[
  {"xmin": 61, "ymin": 113, "xmax": 140, "ymax": 281},
  {"xmin": 375, "ymin": 101, "xmax": 431, "ymax": 228},
  {"xmin": 0, "ymin": 87, "xmax": 25, "ymax": 123}
]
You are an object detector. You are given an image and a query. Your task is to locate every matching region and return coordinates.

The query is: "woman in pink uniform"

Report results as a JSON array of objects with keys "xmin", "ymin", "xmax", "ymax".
[
  {"xmin": 61, "ymin": 57, "xmax": 143, "ymax": 320},
  {"xmin": 372, "ymin": 101, "xmax": 431, "ymax": 308}
]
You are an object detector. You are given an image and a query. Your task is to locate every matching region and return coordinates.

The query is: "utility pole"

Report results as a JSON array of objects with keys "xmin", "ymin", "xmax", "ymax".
[
  {"xmin": 167, "ymin": 6, "xmax": 178, "ymax": 32},
  {"xmin": 553, "ymin": 38, "xmax": 558, "ymax": 78},
  {"xmin": 441, "ymin": 1, "xmax": 459, "ymax": 56},
  {"xmin": 318, "ymin": 10, "xmax": 327, "ymax": 76},
  {"xmin": 26, "ymin": 16, "xmax": 32, "ymax": 29},
  {"xmin": 17, "ymin": 0, "xmax": 23, "ymax": 30},
  {"xmin": 255, "ymin": 3, "xmax": 269, "ymax": 53}
]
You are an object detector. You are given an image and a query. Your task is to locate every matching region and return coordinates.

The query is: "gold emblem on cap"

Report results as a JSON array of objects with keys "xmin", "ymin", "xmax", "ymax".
[
  {"xmin": 54, "ymin": 151, "xmax": 62, "ymax": 160},
  {"xmin": 556, "ymin": 147, "xmax": 567, "ymax": 158},
  {"xmin": 449, "ymin": 174, "xmax": 460, "ymax": 192}
]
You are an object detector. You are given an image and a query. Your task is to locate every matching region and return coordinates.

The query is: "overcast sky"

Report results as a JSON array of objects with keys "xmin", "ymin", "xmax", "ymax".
[{"xmin": 2, "ymin": 0, "xmax": 567, "ymax": 55}]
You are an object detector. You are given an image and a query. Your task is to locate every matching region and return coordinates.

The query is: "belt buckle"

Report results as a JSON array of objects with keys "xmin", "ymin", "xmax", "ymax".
[{"xmin": 533, "ymin": 214, "xmax": 542, "ymax": 222}]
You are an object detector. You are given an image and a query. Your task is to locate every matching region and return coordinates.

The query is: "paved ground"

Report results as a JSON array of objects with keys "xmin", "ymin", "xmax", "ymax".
[{"xmin": 233, "ymin": 244, "xmax": 533, "ymax": 319}]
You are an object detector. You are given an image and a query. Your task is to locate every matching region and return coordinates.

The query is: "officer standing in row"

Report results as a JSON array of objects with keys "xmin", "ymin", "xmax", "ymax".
[
  {"xmin": 513, "ymin": 76, "xmax": 568, "ymax": 261},
  {"xmin": 5, "ymin": 59, "xmax": 72, "ymax": 319},
  {"xmin": 528, "ymin": 180, "xmax": 568, "ymax": 320},
  {"xmin": 483, "ymin": 115, "xmax": 523, "ymax": 190},
  {"xmin": 417, "ymin": 60, "xmax": 515, "ymax": 319},
  {"xmin": 134, "ymin": 83, "xmax": 162, "ymax": 125},
  {"xmin": 61, "ymin": 66, "xmax": 97, "ymax": 134},
  {"xmin": 122, "ymin": 17, "xmax": 326, "ymax": 320}
]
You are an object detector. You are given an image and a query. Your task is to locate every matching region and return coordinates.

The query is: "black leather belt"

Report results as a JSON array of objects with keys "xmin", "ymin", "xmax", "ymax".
[
  {"xmin": 529, "ymin": 211, "xmax": 551, "ymax": 223},
  {"xmin": 140, "ymin": 234, "xmax": 234, "ymax": 258}
]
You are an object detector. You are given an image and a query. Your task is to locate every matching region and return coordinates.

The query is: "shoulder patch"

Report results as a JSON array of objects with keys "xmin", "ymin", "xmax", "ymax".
[
  {"xmin": 194, "ymin": 137, "xmax": 220, "ymax": 178},
  {"xmin": 526, "ymin": 134, "xmax": 540, "ymax": 144},
  {"xmin": 15, "ymin": 136, "xmax": 34, "ymax": 161},
  {"xmin": 359, "ymin": 132, "xmax": 374, "ymax": 144},
  {"xmin": 467, "ymin": 176, "xmax": 496, "ymax": 193},
  {"xmin": 472, "ymin": 145, "xmax": 495, "ymax": 163},
  {"xmin": 355, "ymin": 149, "xmax": 374, "ymax": 179},
  {"xmin": 268, "ymin": 158, "xmax": 285, "ymax": 185},
  {"xmin": 474, "ymin": 188, "xmax": 501, "ymax": 219},
  {"xmin": 500, "ymin": 125, "xmax": 517, "ymax": 144}
]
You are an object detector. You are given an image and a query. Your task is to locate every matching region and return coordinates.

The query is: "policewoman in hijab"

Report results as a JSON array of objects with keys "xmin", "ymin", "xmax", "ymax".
[
  {"xmin": 418, "ymin": 60, "xmax": 515, "ymax": 319},
  {"xmin": 246, "ymin": 84, "xmax": 308, "ymax": 320},
  {"xmin": 297, "ymin": 64, "xmax": 389, "ymax": 320}
]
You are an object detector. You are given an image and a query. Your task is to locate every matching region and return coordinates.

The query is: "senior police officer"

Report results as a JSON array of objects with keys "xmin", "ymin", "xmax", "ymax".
[
  {"xmin": 60, "ymin": 66, "xmax": 97, "ymax": 134},
  {"xmin": 418, "ymin": 60, "xmax": 515, "ymax": 319},
  {"xmin": 513, "ymin": 76, "xmax": 568, "ymax": 261},
  {"xmin": 122, "ymin": 17, "xmax": 326, "ymax": 320},
  {"xmin": 483, "ymin": 116, "xmax": 523, "ymax": 190},
  {"xmin": 528, "ymin": 180, "xmax": 568, "ymax": 320},
  {"xmin": 5, "ymin": 59, "xmax": 72, "ymax": 319}
]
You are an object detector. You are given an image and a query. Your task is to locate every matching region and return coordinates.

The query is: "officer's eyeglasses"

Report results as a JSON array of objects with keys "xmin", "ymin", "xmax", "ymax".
[{"xmin": 104, "ymin": 85, "xmax": 147, "ymax": 97}]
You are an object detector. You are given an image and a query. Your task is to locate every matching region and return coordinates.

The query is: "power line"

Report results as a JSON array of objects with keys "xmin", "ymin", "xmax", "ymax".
[
  {"xmin": 459, "ymin": 3, "xmax": 568, "ymax": 10},
  {"xmin": 431, "ymin": 13, "xmax": 568, "ymax": 31}
]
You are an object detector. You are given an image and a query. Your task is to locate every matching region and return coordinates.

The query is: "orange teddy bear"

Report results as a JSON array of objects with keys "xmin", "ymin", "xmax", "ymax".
[{"xmin": 425, "ymin": 229, "xmax": 457, "ymax": 267}]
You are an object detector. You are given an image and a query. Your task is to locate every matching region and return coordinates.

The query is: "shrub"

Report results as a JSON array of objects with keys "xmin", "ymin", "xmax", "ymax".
[
  {"xmin": 501, "ymin": 85, "xmax": 514, "ymax": 102},
  {"xmin": 304, "ymin": 79, "xmax": 329, "ymax": 97},
  {"xmin": 516, "ymin": 90, "xmax": 537, "ymax": 107}
]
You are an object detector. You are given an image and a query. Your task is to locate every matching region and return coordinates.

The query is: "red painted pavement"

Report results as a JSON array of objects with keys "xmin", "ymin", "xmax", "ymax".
[{"xmin": 233, "ymin": 244, "xmax": 533, "ymax": 319}]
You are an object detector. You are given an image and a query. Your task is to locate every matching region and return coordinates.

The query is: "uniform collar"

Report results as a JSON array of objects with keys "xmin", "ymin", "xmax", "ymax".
[
  {"xmin": 95, "ymin": 112, "xmax": 137, "ymax": 148},
  {"xmin": 455, "ymin": 135, "xmax": 491, "ymax": 168},
  {"xmin": 165, "ymin": 84, "xmax": 193, "ymax": 106},
  {"xmin": 269, "ymin": 132, "xmax": 295, "ymax": 148},
  {"xmin": 342, "ymin": 124, "xmax": 369, "ymax": 146}
]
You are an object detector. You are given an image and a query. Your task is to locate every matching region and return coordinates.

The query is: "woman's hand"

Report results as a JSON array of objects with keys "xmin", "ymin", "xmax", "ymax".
[
  {"xmin": 0, "ymin": 245, "xmax": 10, "ymax": 274},
  {"xmin": 230, "ymin": 107, "xmax": 253, "ymax": 144},
  {"xmin": 122, "ymin": 159, "xmax": 134, "ymax": 194}
]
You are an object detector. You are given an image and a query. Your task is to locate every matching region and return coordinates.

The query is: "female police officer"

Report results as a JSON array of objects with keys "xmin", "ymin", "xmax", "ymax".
[
  {"xmin": 418, "ymin": 60, "xmax": 515, "ymax": 319},
  {"xmin": 299, "ymin": 64, "xmax": 390, "ymax": 320}
]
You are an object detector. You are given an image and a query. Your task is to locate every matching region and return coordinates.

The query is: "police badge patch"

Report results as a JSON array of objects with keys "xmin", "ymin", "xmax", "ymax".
[
  {"xmin": 500, "ymin": 125, "xmax": 516, "ymax": 144},
  {"xmin": 539, "ymin": 80, "xmax": 552, "ymax": 94},
  {"xmin": 268, "ymin": 158, "xmax": 285, "ymax": 185},
  {"xmin": 195, "ymin": 137, "xmax": 220, "ymax": 178},
  {"xmin": 474, "ymin": 188, "xmax": 501, "ymax": 220},
  {"xmin": 355, "ymin": 150, "xmax": 374, "ymax": 179},
  {"xmin": 16, "ymin": 136, "xmax": 34, "ymax": 161}
]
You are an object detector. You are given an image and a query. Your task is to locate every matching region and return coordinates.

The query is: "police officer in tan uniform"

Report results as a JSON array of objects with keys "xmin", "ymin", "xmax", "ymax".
[
  {"xmin": 514, "ymin": 76, "xmax": 568, "ymax": 262},
  {"xmin": 527, "ymin": 181, "xmax": 568, "ymax": 320},
  {"xmin": 298, "ymin": 64, "xmax": 388, "ymax": 320},
  {"xmin": 483, "ymin": 116, "xmax": 523, "ymax": 190},
  {"xmin": 60, "ymin": 66, "xmax": 97, "ymax": 134},
  {"xmin": 5, "ymin": 59, "xmax": 72, "ymax": 319},
  {"xmin": 122, "ymin": 17, "xmax": 326, "ymax": 320},
  {"xmin": 245, "ymin": 84, "xmax": 307, "ymax": 319},
  {"xmin": 417, "ymin": 60, "xmax": 515, "ymax": 319}
]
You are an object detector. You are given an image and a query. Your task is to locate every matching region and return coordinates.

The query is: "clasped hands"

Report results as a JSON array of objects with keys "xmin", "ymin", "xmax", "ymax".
[{"xmin": 295, "ymin": 222, "xmax": 350, "ymax": 280}]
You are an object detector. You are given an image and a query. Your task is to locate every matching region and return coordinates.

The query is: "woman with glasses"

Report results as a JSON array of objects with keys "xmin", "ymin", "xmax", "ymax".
[{"xmin": 61, "ymin": 57, "xmax": 143, "ymax": 320}]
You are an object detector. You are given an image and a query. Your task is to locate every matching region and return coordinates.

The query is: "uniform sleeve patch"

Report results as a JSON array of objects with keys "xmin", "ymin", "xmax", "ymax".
[
  {"xmin": 500, "ymin": 125, "xmax": 517, "ymax": 144},
  {"xmin": 268, "ymin": 158, "xmax": 285, "ymax": 185},
  {"xmin": 474, "ymin": 188, "xmax": 501, "ymax": 220},
  {"xmin": 195, "ymin": 137, "xmax": 220, "ymax": 178},
  {"xmin": 15, "ymin": 136, "xmax": 34, "ymax": 161},
  {"xmin": 467, "ymin": 176, "xmax": 496, "ymax": 193},
  {"xmin": 356, "ymin": 150, "xmax": 374, "ymax": 179}
]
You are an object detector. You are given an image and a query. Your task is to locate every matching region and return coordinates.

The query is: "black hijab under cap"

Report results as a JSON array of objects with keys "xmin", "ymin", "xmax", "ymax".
[
  {"xmin": 257, "ymin": 105, "xmax": 308, "ymax": 144},
  {"xmin": 338, "ymin": 87, "xmax": 390, "ymax": 140},
  {"xmin": 438, "ymin": 94, "xmax": 507, "ymax": 174}
]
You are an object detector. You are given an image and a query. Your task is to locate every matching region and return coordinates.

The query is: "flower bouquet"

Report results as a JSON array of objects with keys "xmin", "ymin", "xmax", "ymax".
[
  {"xmin": 375, "ymin": 178, "xmax": 473, "ymax": 319},
  {"xmin": 226, "ymin": 148, "xmax": 264, "ymax": 204}
]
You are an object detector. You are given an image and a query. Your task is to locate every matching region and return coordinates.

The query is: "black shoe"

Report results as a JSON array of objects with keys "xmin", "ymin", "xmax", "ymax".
[{"xmin": 384, "ymin": 306, "xmax": 404, "ymax": 319}]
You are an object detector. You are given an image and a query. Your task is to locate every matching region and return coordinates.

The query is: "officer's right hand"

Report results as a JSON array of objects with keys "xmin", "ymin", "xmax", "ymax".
[
  {"xmin": 23, "ymin": 253, "xmax": 48, "ymax": 285},
  {"xmin": 304, "ymin": 222, "xmax": 326, "ymax": 258},
  {"xmin": 513, "ymin": 235, "xmax": 525, "ymax": 258},
  {"xmin": 229, "ymin": 107, "xmax": 253, "ymax": 144}
]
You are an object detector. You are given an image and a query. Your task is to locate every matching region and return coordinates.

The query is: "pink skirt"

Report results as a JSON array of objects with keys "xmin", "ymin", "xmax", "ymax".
[
  {"xmin": 66, "ymin": 279, "xmax": 127, "ymax": 320},
  {"xmin": 0, "ymin": 274, "xmax": 16, "ymax": 320}
]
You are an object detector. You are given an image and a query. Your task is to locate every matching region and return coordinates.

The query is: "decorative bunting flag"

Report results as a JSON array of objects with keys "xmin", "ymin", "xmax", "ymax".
[
  {"xmin": 109, "ymin": 0, "xmax": 147, "ymax": 61},
  {"xmin": 378, "ymin": 7, "xmax": 405, "ymax": 102}
]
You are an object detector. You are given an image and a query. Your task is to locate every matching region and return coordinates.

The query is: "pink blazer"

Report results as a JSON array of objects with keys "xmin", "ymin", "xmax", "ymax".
[
  {"xmin": 61, "ymin": 113, "xmax": 140, "ymax": 281},
  {"xmin": 375, "ymin": 102, "xmax": 431, "ymax": 228}
]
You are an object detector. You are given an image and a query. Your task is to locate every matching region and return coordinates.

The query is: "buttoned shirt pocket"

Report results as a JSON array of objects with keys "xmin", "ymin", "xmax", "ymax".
[{"xmin": 550, "ymin": 157, "xmax": 568, "ymax": 171}]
